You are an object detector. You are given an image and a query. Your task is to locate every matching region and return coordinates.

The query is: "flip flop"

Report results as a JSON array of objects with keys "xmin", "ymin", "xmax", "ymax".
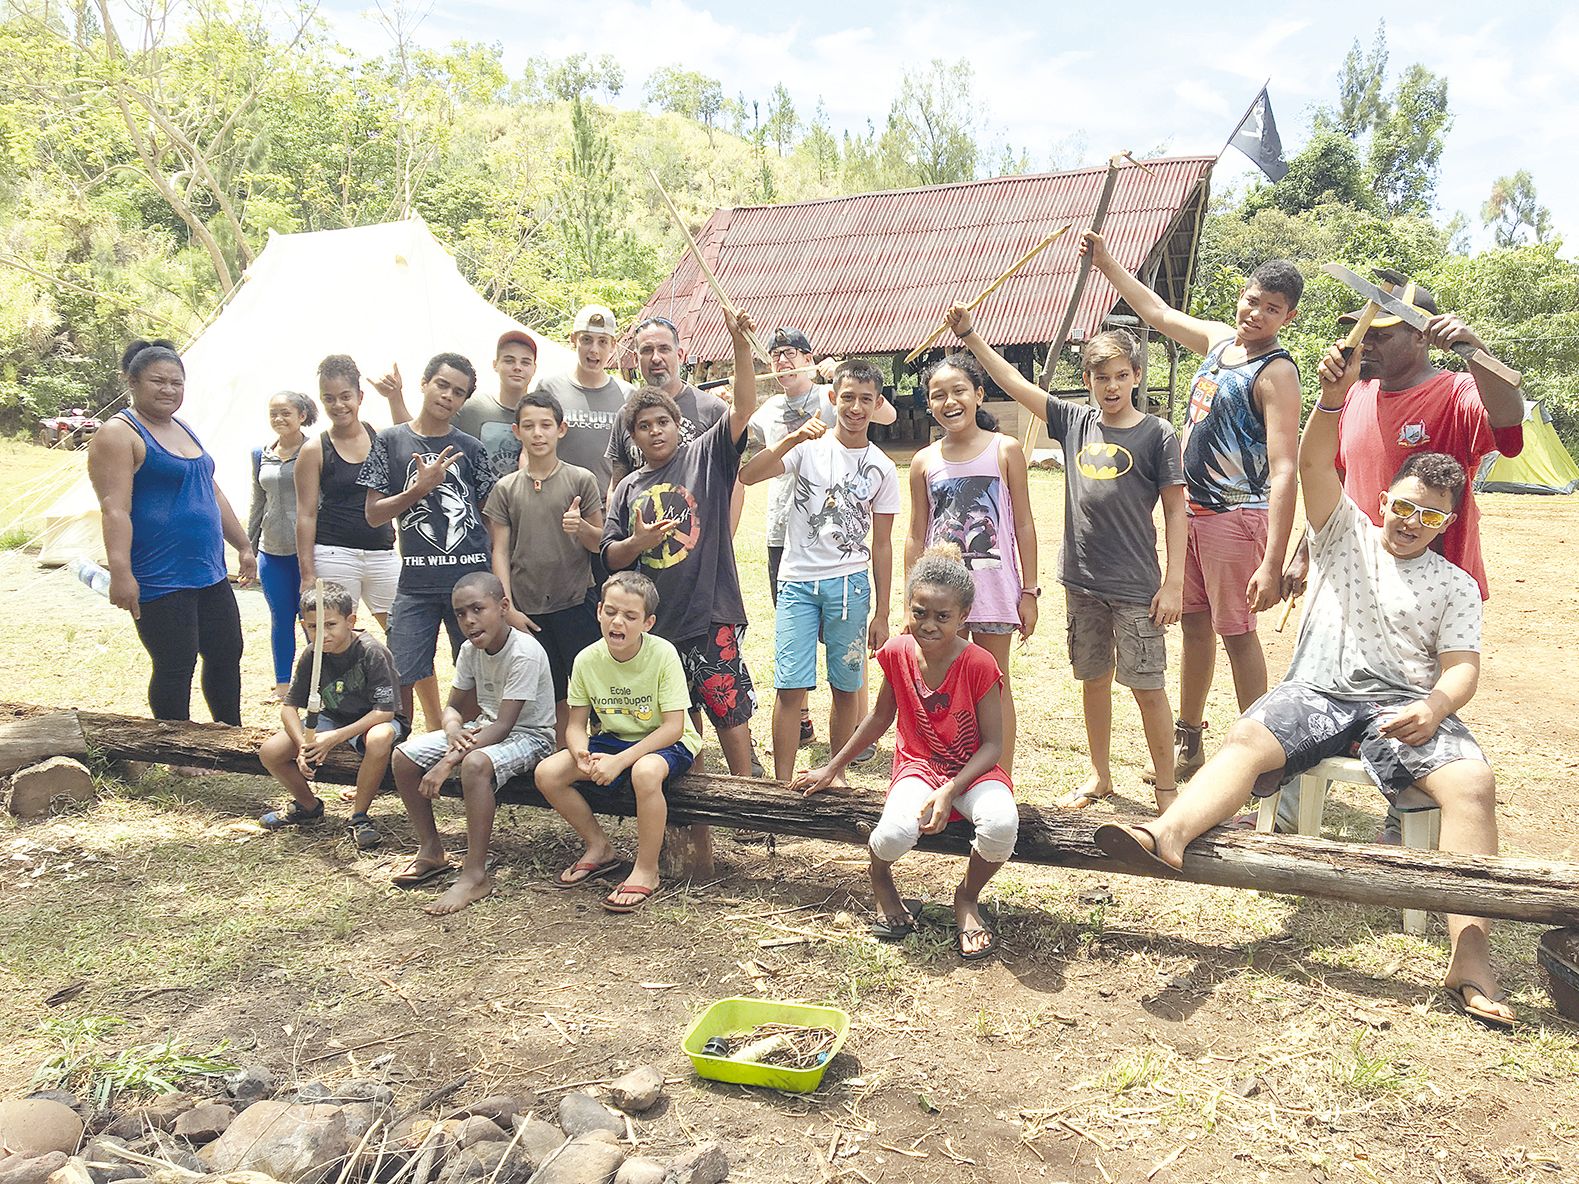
[
  {"xmin": 1060, "ymin": 784, "xmax": 1116, "ymax": 810},
  {"xmin": 603, "ymin": 882, "xmax": 658, "ymax": 914},
  {"xmin": 1092, "ymin": 823, "xmax": 1179, "ymax": 875},
  {"xmin": 957, "ymin": 925, "xmax": 998, "ymax": 961},
  {"xmin": 1445, "ymin": 981, "xmax": 1517, "ymax": 1031},
  {"xmin": 390, "ymin": 856, "xmax": 455, "ymax": 888},
  {"xmin": 556, "ymin": 856, "xmax": 624, "ymax": 888},
  {"xmin": 869, "ymin": 897, "xmax": 926, "ymax": 941}
]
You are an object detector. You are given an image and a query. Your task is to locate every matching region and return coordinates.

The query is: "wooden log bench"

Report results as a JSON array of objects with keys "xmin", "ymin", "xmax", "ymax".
[{"xmin": 5, "ymin": 703, "xmax": 1578, "ymax": 931}]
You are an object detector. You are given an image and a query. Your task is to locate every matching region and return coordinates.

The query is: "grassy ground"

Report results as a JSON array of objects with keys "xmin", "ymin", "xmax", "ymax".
[{"xmin": 2, "ymin": 436, "xmax": 1578, "ymax": 1183}]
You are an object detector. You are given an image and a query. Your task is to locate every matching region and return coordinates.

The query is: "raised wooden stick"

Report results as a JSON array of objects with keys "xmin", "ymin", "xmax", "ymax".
[
  {"xmin": 649, "ymin": 169, "xmax": 769, "ymax": 364},
  {"xmin": 903, "ymin": 224, "xmax": 1073, "ymax": 365},
  {"xmin": 304, "ymin": 577, "xmax": 325, "ymax": 743}
]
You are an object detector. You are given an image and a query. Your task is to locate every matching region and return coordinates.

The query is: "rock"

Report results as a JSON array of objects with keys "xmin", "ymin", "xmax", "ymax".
[
  {"xmin": 224, "ymin": 1068, "xmax": 276, "ymax": 1106},
  {"xmin": 387, "ymin": 1115, "xmax": 427, "ymax": 1150},
  {"xmin": 293, "ymin": 1081, "xmax": 393, "ymax": 1109},
  {"xmin": 24, "ymin": 1094, "xmax": 92, "ymax": 1126},
  {"xmin": 103, "ymin": 1094, "xmax": 193, "ymax": 1138},
  {"xmin": 5, "ymin": 756, "xmax": 95, "ymax": 820},
  {"xmin": 556, "ymin": 1094, "xmax": 622, "ymax": 1139},
  {"xmin": 337, "ymin": 1103, "xmax": 378, "ymax": 1148},
  {"xmin": 663, "ymin": 1141, "xmax": 728, "ymax": 1184},
  {"xmin": 0, "ymin": 1100, "xmax": 85, "ymax": 1157},
  {"xmin": 605, "ymin": 1067, "xmax": 663, "ymax": 1115},
  {"xmin": 1234, "ymin": 1075, "xmax": 1261, "ymax": 1098},
  {"xmin": 77, "ymin": 1142, "xmax": 137, "ymax": 1184},
  {"xmin": 451, "ymin": 1117, "xmax": 505, "ymax": 1150},
  {"xmin": 132, "ymin": 1137, "xmax": 204, "ymax": 1175},
  {"xmin": 508, "ymin": 1117, "xmax": 564, "ymax": 1170},
  {"xmin": 172, "ymin": 1105, "xmax": 234, "ymax": 1145},
  {"xmin": 44, "ymin": 1157, "xmax": 93, "ymax": 1184},
  {"xmin": 0, "ymin": 1155, "xmax": 69, "ymax": 1184},
  {"xmin": 441, "ymin": 1097, "xmax": 525, "ymax": 1129},
  {"xmin": 198, "ymin": 1101, "xmax": 349, "ymax": 1184},
  {"xmin": 534, "ymin": 1132, "xmax": 623, "ymax": 1184},
  {"xmin": 614, "ymin": 1158, "xmax": 668, "ymax": 1184}
]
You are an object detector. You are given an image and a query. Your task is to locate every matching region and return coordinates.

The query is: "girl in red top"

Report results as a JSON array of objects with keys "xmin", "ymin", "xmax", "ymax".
[{"xmin": 794, "ymin": 543, "xmax": 1018, "ymax": 960}]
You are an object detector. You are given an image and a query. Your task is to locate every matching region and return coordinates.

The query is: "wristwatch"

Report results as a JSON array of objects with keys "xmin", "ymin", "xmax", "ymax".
[{"xmin": 1021, "ymin": 586, "xmax": 1042, "ymax": 598}]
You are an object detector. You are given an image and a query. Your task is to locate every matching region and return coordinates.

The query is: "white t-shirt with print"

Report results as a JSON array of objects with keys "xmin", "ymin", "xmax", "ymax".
[
  {"xmin": 453, "ymin": 628, "xmax": 555, "ymax": 744},
  {"xmin": 1284, "ymin": 494, "xmax": 1481, "ymax": 701},
  {"xmin": 777, "ymin": 435, "xmax": 901, "ymax": 583},
  {"xmin": 747, "ymin": 385, "xmax": 833, "ymax": 547}
]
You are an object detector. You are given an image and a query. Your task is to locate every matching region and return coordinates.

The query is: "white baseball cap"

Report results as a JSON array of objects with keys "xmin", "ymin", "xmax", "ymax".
[{"xmin": 572, "ymin": 305, "xmax": 619, "ymax": 336}]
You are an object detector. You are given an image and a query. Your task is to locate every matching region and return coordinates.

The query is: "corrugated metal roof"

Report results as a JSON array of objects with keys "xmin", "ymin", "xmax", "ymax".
[{"xmin": 632, "ymin": 156, "xmax": 1216, "ymax": 364}]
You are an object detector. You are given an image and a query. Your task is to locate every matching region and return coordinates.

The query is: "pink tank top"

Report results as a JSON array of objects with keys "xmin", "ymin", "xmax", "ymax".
[{"xmin": 924, "ymin": 434, "xmax": 1023, "ymax": 626}]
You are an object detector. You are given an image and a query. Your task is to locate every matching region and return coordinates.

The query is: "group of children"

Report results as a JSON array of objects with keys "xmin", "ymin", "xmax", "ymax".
[{"xmin": 246, "ymin": 242, "xmax": 1517, "ymax": 1009}]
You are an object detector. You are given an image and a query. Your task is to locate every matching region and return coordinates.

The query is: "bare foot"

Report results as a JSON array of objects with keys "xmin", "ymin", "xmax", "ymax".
[
  {"xmin": 953, "ymin": 887, "xmax": 994, "ymax": 957},
  {"xmin": 605, "ymin": 868, "xmax": 659, "ymax": 910},
  {"xmin": 425, "ymin": 869, "xmax": 493, "ymax": 915},
  {"xmin": 1446, "ymin": 930, "xmax": 1517, "ymax": 1026},
  {"xmin": 1061, "ymin": 771, "xmax": 1113, "ymax": 810}
]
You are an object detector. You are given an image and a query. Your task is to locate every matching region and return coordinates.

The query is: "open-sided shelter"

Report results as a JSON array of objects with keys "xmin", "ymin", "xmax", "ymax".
[
  {"xmin": 631, "ymin": 156, "xmax": 1215, "ymax": 434},
  {"xmin": 38, "ymin": 218, "xmax": 574, "ymax": 565}
]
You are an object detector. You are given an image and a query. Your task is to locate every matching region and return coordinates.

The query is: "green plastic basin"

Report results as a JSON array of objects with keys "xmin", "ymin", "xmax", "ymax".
[{"xmin": 681, "ymin": 996, "xmax": 851, "ymax": 1093}]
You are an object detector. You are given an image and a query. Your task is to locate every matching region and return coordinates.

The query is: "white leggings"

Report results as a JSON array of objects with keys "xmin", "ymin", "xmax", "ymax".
[{"xmin": 869, "ymin": 775, "xmax": 1019, "ymax": 864}]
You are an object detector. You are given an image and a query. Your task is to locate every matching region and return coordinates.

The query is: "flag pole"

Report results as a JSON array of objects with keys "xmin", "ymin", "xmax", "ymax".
[{"xmin": 1218, "ymin": 78, "xmax": 1271, "ymax": 161}]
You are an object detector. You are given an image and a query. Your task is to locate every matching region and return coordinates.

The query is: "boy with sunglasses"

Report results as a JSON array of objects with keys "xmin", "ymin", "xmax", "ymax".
[{"xmin": 1094, "ymin": 337, "xmax": 1513, "ymax": 1029}]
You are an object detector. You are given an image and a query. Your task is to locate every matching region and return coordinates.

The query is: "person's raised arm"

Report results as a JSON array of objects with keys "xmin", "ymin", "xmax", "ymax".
[
  {"xmin": 1300, "ymin": 342, "xmax": 1360, "ymax": 534},
  {"xmin": 87, "ymin": 420, "xmax": 141, "ymax": 617},
  {"xmin": 1249, "ymin": 360, "xmax": 1302, "ymax": 612},
  {"xmin": 1081, "ymin": 231, "xmax": 1231, "ymax": 356},
  {"xmin": 294, "ymin": 437, "xmax": 323, "ymax": 589},
  {"xmin": 370, "ymin": 363, "xmax": 413, "ymax": 426},
  {"xmin": 1423, "ymin": 314, "xmax": 1523, "ymax": 428},
  {"xmin": 724, "ymin": 308, "xmax": 760, "ymax": 442},
  {"xmin": 945, "ymin": 304, "xmax": 1047, "ymax": 419}
]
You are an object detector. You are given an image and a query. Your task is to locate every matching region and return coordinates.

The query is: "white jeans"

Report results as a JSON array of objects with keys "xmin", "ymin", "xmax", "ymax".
[
  {"xmin": 869, "ymin": 775, "xmax": 1018, "ymax": 864},
  {"xmin": 313, "ymin": 545, "xmax": 400, "ymax": 616}
]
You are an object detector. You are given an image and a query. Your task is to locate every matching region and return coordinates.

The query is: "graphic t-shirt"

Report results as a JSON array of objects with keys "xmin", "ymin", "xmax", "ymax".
[
  {"xmin": 1181, "ymin": 339, "xmax": 1294, "ymax": 515},
  {"xmin": 452, "ymin": 627, "xmax": 555, "ymax": 744},
  {"xmin": 923, "ymin": 436, "xmax": 1023, "ymax": 627},
  {"xmin": 607, "ymin": 383, "xmax": 728, "ymax": 480},
  {"xmin": 483, "ymin": 462, "xmax": 604, "ymax": 615},
  {"xmin": 538, "ymin": 373, "xmax": 631, "ymax": 491},
  {"xmin": 1284, "ymin": 494, "xmax": 1482, "ymax": 701},
  {"xmin": 357, "ymin": 423, "xmax": 495, "ymax": 595},
  {"xmin": 778, "ymin": 435, "xmax": 900, "ymax": 582},
  {"xmin": 454, "ymin": 395, "xmax": 524, "ymax": 478},
  {"xmin": 747, "ymin": 386, "xmax": 834, "ymax": 546},
  {"xmin": 876, "ymin": 635, "xmax": 1011, "ymax": 795},
  {"xmin": 285, "ymin": 632, "xmax": 406, "ymax": 727},
  {"xmin": 1337, "ymin": 371, "xmax": 1523, "ymax": 600},
  {"xmin": 567, "ymin": 634, "xmax": 703, "ymax": 755},
  {"xmin": 1043, "ymin": 397, "xmax": 1184, "ymax": 605},
  {"xmin": 602, "ymin": 413, "xmax": 748, "ymax": 642}
]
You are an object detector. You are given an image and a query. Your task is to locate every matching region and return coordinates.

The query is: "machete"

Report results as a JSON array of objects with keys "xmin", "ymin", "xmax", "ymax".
[{"xmin": 1322, "ymin": 263, "xmax": 1522, "ymax": 388}]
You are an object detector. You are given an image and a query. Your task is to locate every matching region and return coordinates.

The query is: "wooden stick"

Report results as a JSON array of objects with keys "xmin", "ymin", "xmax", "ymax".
[
  {"xmin": 903, "ymin": 224, "xmax": 1073, "ymax": 365},
  {"xmin": 649, "ymin": 170, "xmax": 769, "ymax": 364},
  {"xmin": 1274, "ymin": 596, "xmax": 1298, "ymax": 633},
  {"xmin": 304, "ymin": 577, "xmax": 325, "ymax": 742}
]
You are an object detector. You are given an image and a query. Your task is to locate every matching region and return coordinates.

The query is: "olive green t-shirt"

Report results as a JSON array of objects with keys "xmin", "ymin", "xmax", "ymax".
[{"xmin": 482, "ymin": 462, "xmax": 604, "ymax": 615}]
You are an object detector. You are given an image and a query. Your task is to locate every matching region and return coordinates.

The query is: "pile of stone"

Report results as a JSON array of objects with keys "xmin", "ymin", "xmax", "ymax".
[{"xmin": 0, "ymin": 1065, "xmax": 727, "ymax": 1184}]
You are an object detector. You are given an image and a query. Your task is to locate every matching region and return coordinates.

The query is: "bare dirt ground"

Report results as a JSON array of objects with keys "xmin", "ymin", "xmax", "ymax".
[{"xmin": 2, "ymin": 450, "xmax": 1577, "ymax": 1183}]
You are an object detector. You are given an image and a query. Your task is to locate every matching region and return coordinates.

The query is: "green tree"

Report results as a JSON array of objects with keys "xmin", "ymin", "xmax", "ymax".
[
  {"xmin": 796, "ymin": 98, "xmax": 839, "ymax": 183},
  {"xmin": 881, "ymin": 59, "xmax": 981, "ymax": 185},
  {"xmin": 764, "ymin": 83, "xmax": 799, "ymax": 157},
  {"xmin": 1482, "ymin": 170, "xmax": 1553, "ymax": 248},
  {"xmin": 1242, "ymin": 129, "xmax": 1380, "ymax": 217},
  {"xmin": 528, "ymin": 52, "xmax": 624, "ymax": 102},
  {"xmin": 555, "ymin": 96, "xmax": 619, "ymax": 278},
  {"xmin": 1328, "ymin": 20, "xmax": 1388, "ymax": 138},
  {"xmin": 1367, "ymin": 64, "xmax": 1451, "ymax": 214},
  {"xmin": 644, "ymin": 67, "xmax": 724, "ymax": 131}
]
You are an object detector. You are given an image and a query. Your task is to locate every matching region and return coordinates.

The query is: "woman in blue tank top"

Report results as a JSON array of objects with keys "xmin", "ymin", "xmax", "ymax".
[{"xmin": 87, "ymin": 339, "xmax": 256, "ymax": 725}]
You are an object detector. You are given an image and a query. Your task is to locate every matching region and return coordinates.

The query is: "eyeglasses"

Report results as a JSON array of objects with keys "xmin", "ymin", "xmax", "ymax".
[
  {"xmin": 770, "ymin": 348, "xmax": 806, "ymax": 362},
  {"xmin": 1381, "ymin": 493, "xmax": 1454, "ymax": 529}
]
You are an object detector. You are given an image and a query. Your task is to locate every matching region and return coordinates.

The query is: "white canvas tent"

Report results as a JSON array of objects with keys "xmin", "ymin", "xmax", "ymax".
[{"xmin": 38, "ymin": 219, "xmax": 576, "ymax": 565}]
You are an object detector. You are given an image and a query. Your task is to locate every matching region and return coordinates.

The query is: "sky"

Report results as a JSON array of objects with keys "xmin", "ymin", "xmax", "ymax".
[{"xmin": 306, "ymin": 0, "xmax": 1577, "ymax": 250}]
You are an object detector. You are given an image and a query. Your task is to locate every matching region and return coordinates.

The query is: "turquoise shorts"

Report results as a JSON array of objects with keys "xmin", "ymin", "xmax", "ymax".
[{"xmin": 774, "ymin": 572, "xmax": 871, "ymax": 693}]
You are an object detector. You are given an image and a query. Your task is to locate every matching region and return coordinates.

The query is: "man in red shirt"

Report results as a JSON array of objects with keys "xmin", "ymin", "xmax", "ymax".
[{"xmin": 1286, "ymin": 277, "xmax": 1524, "ymax": 600}]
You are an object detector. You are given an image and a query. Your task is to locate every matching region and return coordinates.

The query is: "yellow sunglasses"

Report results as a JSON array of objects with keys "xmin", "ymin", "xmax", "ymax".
[{"xmin": 1382, "ymin": 493, "xmax": 1454, "ymax": 530}]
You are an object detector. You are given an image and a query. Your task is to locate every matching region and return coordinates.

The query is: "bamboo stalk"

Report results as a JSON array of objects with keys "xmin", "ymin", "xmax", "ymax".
[
  {"xmin": 903, "ymin": 224, "xmax": 1073, "ymax": 365},
  {"xmin": 649, "ymin": 170, "xmax": 769, "ymax": 364}
]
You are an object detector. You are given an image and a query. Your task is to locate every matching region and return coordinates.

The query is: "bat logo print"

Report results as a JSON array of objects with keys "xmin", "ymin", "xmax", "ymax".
[{"xmin": 1075, "ymin": 441, "xmax": 1134, "ymax": 480}]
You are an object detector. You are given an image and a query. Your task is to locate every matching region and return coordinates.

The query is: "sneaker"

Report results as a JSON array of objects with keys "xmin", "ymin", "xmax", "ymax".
[
  {"xmin": 1173, "ymin": 720, "xmax": 1207, "ymax": 782},
  {"xmin": 799, "ymin": 716, "xmax": 815, "ymax": 746},
  {"xmin": 347, "ymin": 812, "xmax": 380, "ymax": 850},
  {"xmin": 851, "ymin": 742, "xmax": 879, "ymax": 765},
  {"xmin": 259, "ymin": 798, "xmax": 324, "ymax": 830}
]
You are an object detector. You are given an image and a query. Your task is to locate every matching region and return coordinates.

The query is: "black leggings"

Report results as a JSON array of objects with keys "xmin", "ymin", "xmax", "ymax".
[{"xmin": 133, "ymin": 579, "xmax": 244, "ymax": 725}]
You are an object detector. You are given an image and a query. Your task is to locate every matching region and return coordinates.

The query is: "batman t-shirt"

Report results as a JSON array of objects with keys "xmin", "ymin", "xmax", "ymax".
[
  {"xmin": 358, "ymin": 423, "xmax": 496, "ymax": 595},
  {"xmin": 1043, "ymin": 396, "xmax": 1184, "ymax": 605}
]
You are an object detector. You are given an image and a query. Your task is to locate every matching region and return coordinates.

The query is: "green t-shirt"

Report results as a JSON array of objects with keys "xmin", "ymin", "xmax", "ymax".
[{"xmin": 567, "ymin": 634, "xmax": 701, "ymax": 755}]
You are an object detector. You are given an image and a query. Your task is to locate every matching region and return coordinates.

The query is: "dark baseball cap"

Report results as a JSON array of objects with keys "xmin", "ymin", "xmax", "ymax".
[
  {"xmin": 766, "ymin": 327, "xmax": 813, "ymax": 353},
  {"xmin": 496, "ymin": 329, "xmax": 537, "ymax": 356}
]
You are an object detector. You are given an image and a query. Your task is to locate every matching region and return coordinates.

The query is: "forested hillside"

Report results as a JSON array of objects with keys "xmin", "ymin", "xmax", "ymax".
[{"xmin": 1, "ymin": 6, "xmax": 1574, "ymax": 444}]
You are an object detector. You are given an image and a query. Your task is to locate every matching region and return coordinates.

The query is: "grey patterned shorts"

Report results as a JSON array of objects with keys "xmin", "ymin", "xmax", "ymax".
[
  {"xmin": 397, "ymin": 726, "xmax": 553, "ymax": 793},
  {"xmin": 1065, "ymin": 587, "xmax": 1166, "ymax": 690},
  {"xmin": 1244, "ymin": 681, "xmax": 1487, "ymax": 799}
]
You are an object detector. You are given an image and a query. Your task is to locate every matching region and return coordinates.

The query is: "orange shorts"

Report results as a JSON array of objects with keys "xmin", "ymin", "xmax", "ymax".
[{"xmin": 1182, "ymin": 508, "xmax": 1267, "ymax": 636}]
